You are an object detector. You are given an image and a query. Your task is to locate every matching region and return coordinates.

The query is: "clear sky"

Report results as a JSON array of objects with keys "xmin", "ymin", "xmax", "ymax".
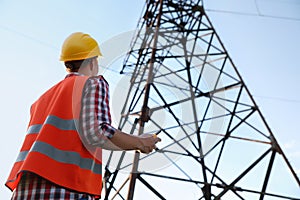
[{"xmin": 0, "ymin": 0, "xmax": 299, "ymax": 199}]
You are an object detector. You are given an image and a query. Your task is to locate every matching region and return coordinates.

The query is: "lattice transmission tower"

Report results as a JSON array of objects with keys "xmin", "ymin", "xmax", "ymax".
[{"xmin": 102, "ymin": 0, "xmax": 300, "ymax": 199}]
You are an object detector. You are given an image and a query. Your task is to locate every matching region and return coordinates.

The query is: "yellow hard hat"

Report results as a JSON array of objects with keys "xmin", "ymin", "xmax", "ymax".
[{"xmin": 60, "ymin": 32, "xmax": 102, "ymax": 62}]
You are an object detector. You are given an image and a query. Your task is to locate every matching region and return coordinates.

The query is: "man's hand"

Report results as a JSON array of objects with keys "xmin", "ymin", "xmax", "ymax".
[
  {"xmin": 102, "ymin": 130, "xmax": 161, "ymax": 153},
  {"xmin": 137, "ymin": 134, "xmax": 161, "ymax": 154}
]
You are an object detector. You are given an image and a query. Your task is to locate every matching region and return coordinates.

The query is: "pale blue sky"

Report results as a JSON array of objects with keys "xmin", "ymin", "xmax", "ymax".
[{"xmin": 1, "ymin": 0, "xmax": 299, "ymax": 199}]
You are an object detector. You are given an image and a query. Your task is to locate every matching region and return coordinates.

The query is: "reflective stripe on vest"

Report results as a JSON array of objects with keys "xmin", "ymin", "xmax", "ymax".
[
  {"xmin": 18, "ymin": 115, "xmax": 101, "ymax": 174},
  {"xmin": 27, "ymin": 115, "xmax": 77, "ymax": 134},
  {"xmin": 17, "ymin": 141, "xmax": 101, "ymax": 175}
]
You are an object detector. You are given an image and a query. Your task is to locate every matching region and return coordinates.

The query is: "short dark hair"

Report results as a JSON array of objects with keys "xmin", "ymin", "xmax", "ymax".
[{"xmin": 64, "ymin": 57, "xmax": 94, "ymax": 72}]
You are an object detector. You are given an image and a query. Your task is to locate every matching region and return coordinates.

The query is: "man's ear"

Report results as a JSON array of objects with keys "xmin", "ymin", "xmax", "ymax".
[{"xmin": 89, "ymin": 61, "xmax": 94, "ymax": 71}]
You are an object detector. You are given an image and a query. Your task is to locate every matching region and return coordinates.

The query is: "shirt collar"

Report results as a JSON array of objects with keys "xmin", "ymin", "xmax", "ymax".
[{"xmin": 65, "ymin": 72, "xmax": 85, "ymax": 79}]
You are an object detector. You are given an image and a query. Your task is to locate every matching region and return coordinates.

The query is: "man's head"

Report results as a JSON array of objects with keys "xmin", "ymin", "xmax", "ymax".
[{"xmin": 60, "ymin": 32, "xmax": 102, "ymax": 76}]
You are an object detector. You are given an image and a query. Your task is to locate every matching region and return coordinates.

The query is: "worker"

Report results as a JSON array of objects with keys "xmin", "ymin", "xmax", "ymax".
[{"xmin": 5, "ymin": 32, "xmax": 161, "ymax": 199}]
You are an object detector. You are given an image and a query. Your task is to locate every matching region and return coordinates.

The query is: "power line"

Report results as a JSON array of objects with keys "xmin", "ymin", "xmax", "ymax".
[
  {"xmin": 254, "ymin": 0, "xmax": 262, "ymax": 15},
  {"xmin": 0, "ymin": 24, "xmax": 59, "ymax": 50},
  {"xmin": 253, "ymin": 95, "xmax": 300, "ymax": 104},
  {"xmin": 205, "ymin": 8, "xmax": 300, "ymax": 22}
]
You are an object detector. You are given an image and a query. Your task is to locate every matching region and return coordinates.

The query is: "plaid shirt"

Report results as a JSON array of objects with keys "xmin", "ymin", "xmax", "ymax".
[
  {"xmin": 12, "ymin": 172, "xmax": 95, "ymax": 200},
  {"xmin": 11, "ymin": 73, "xmax": 116, "ymax": 199}
]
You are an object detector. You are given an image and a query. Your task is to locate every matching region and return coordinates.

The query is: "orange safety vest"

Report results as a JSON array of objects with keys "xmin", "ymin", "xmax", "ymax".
[{"xmin": 5, "ymin": 75, "xmax": 103, "ymax": 196}]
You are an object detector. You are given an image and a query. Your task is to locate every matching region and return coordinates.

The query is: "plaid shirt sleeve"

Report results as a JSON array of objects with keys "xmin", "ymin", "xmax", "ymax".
[{"xmin": 80, "ymin": 75, "xmax": 116, "ymax": 146}]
